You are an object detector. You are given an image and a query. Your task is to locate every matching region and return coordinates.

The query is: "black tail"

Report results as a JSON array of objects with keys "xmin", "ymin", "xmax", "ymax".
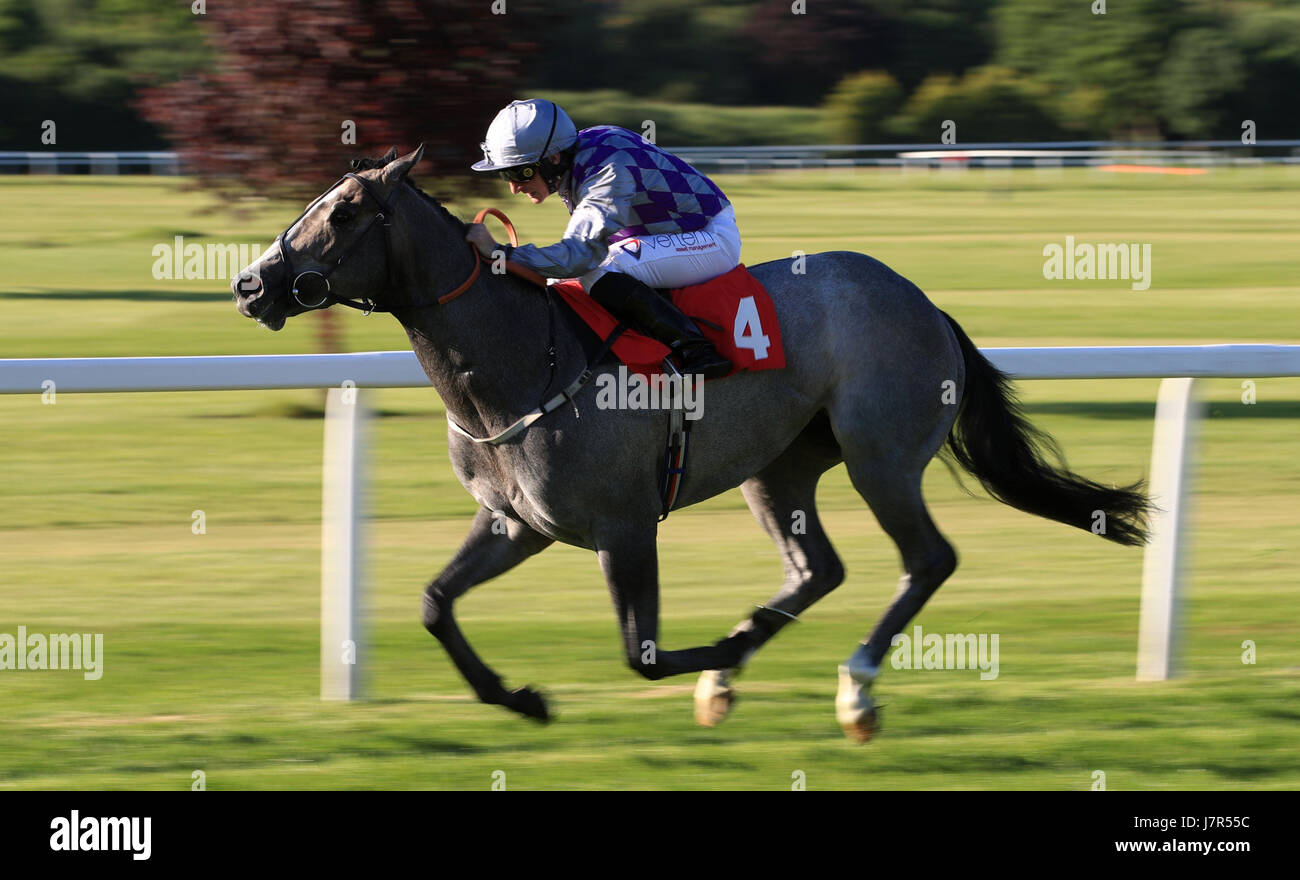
[{"xmin": 939, "ymin": 312, "xmax": 1152, "ymax": 546}]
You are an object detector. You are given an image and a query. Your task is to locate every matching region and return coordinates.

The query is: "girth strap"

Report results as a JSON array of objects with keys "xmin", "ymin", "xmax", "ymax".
[{"xmin": 658, "ymin": 360, "xmax": 692, "ymax": 521}]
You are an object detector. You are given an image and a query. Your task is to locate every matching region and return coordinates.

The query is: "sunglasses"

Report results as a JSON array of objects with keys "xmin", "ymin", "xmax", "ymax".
[{"xmin": 498, "ymin": 164, "xmax": 538, "ymax": 183}]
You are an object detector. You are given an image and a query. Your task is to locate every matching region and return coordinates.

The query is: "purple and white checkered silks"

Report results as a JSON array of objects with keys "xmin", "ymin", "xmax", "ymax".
[{"xmin": 563, "ymin": 126, "xmax": 730, "ymax": 242}]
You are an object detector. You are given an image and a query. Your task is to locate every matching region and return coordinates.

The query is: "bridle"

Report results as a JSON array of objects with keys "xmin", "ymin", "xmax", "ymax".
[
  {"xmin": 269, "ymin": 167, "xmax": 618, "ymax": 448},
  {"xmin": 275, "ymin": 172, "xmax": 394, "ymax": 314},
  {"xmin": 273, "ymin": 171, "xmax": 489, "ymax": 314}
]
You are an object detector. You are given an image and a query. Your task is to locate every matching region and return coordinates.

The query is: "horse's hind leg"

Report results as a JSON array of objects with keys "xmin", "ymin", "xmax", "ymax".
[
  {"xmin": 597, "ymin": 525, "xmax": 754, "ymax": 681},
  {"xmin": 695, "ymin": 420, "xmax": 845, "ymax": 726},
  {"xmin": 837, "ymin": 458, "xmax": 957, "ymax": 742}
]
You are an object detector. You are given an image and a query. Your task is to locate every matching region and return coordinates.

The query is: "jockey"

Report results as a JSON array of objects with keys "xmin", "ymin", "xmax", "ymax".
[{"xmin": 467, "ymin": 98, "xmax": 736, "ymax": 379}]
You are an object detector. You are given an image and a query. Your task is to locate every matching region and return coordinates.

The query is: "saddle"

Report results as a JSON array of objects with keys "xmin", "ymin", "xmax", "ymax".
[
  {"xmin": 550, "ymin": 264, "xmax": 786, "ymax": 378},
  {"xmin": 545, "ymin": 265, "xmax": 786, "ymax": 520}
]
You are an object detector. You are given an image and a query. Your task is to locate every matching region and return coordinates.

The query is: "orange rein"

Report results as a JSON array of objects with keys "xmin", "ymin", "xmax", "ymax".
[{"xmin": 436, "ymin": 207, "xmax": 547, "ymax": 305}]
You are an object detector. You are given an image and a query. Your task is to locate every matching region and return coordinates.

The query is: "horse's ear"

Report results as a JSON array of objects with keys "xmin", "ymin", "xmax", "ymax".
[{"xmin": 380, "ymin": 144, "xmax": 425, "ymax": 186}]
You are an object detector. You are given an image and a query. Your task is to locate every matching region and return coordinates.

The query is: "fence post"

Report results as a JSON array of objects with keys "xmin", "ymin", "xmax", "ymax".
[
  {"xmin": 321, "ymin": 386, "xmax": 368, "ymax": 700},
  {"xmin": 1137, "ymin": 377, "xmax": 1200, "ymax": 681}
]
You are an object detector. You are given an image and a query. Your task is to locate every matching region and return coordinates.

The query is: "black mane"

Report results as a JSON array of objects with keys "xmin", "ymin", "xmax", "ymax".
[{"xmin": 350, "ymin": 149, "xmax": 467, "ymax": 233}]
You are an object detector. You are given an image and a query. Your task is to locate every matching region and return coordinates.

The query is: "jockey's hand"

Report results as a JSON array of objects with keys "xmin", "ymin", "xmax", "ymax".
[{"xmin": 465, "ymin": 224, "xmax": 500, "ymax": 259}]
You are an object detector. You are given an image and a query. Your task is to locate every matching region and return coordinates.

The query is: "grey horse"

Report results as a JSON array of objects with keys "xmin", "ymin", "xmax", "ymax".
[{"xmin": 232, "ymin": 147, "xmax": 1150, "ymax": 741}]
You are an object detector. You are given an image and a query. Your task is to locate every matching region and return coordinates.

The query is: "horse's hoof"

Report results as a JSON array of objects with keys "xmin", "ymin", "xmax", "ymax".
[
  {"xmin": 836, "ymin": 656, "xmax": 880, "ymax": 744},
  {"xmin": 508, "ymin": 686, "xmax": 551, "ymax": 723},
  {"xmin": 839, "ymin": 705, "xmax": 879, "ymax": 744},
  {"xmin": 694, "ymin": 669, "xmax": 736, "ymax": 727}
]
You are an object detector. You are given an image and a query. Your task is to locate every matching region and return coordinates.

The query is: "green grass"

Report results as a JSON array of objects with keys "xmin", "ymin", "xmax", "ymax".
[{"xmin": 1, "ymin": 167, "xmax": 1297, "ymax": 789}]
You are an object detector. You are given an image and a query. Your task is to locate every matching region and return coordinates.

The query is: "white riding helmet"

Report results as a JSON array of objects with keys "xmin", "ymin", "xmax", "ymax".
[{"xmin": 472, "ymin": 98, "xmax": 578, "ymax": 173}]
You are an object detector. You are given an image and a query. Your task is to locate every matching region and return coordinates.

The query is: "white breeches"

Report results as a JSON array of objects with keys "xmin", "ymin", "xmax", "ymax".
[{"xmin": 579, "ymin": 204, "xmax": 741, "ymax": 291}]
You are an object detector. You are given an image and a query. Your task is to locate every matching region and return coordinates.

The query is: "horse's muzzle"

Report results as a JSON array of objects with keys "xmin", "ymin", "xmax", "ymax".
[{"xmin": 232, "ymin": 271, "xmax": 264, "ymax": 318}]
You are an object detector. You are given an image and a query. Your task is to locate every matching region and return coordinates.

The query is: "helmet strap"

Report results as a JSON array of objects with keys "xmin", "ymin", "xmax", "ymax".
[
  {"xmin": 538, "ymin": 148, "xmax": 572, "ymax": 193},
  {"xmin": 532, "ymin": 101, "xmax": 561, "ymax": 190},
  {"xmin": 536, "ymin": 102, "xmax": 558, "ymax": 161}
]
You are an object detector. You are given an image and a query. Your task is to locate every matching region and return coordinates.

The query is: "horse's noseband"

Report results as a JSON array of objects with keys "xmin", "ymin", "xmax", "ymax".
[
  {"xmin": 289, "ymin": 269, "xmax": 334, "ymax": 310},
  {"xmin": 275, "ymin": 171, "xmax": 395, "ymax": 314}
]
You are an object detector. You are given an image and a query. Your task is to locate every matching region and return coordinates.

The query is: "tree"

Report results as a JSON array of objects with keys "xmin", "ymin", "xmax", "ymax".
[
  {"xmin": 138, "ymin": 0, "xmax": 548, "ymax": 201},
  {"xmin": 881, "ymin": 0, "xmax": 999, "ymax": 91},
  {"xmin": 823, "ymin": 71, "xmax": 905, "ymax": 144},
  {"xmin": 741, "ymin": 0, "xmax": 893, "ymax": 106},
  {"xmin": 1158, "ymin": 29, "xmax": 1244, "ymax": 138},
  {"xmin": 995, "ymin": 0, "xmax": 1183, "ymax": 137},
  {"xmin": 1225, "ymin": 4, "xmax": 1300, "ymax": 139},
  {"xmin": 890, "ymin": 66, "xmax": 1063, "ymax": 142},
  {"xmin": 0, "ymin": 0, "xmax": 206, "ymax": 149}
]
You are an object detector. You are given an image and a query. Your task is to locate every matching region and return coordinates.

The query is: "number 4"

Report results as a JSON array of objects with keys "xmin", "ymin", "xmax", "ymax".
[{"xmin": 733, "ymin": 295, "xmax": 771, "ymax": 360}]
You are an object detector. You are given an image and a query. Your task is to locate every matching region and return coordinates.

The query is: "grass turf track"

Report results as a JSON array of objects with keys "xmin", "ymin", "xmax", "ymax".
[{"xmin": 0, "ymin": 166, "xmax": 1297, "ymax": 789}]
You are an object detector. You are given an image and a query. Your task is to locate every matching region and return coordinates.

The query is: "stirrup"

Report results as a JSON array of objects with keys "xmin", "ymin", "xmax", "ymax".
[{"xmin": 674, "ymin": 340, "xmax": 732, "ymax": 380}]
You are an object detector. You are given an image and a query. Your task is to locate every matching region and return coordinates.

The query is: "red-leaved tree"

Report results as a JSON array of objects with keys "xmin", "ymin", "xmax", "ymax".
[{"xmin": 139, "ymin": 0, "xmax": 550, "ymax": 201}]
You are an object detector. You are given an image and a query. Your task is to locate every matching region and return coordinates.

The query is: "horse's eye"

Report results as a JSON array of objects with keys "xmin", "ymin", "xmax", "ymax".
[{"xmin": 331, "ymin": 207, "xmax": 354, "ymax": 225}]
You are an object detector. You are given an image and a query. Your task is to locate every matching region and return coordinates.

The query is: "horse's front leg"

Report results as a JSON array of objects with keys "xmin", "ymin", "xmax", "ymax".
[
  {"xmin": 598, "ymin": 527, "xmax": 750, "ymax": 680},
  {"xmin": 423, "ymin": 507, "xmax": 554, "ymax": 720}
]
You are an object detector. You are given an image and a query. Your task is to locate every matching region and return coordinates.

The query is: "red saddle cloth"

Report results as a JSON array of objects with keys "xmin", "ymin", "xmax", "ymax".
[{"xmin": 550, "ymin": 264, "xmax": 786, "ymax": 378}]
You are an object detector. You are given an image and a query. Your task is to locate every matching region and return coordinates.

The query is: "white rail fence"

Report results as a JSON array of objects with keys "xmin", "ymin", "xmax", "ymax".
[
  {"xmin": 4, "ymin": 141, "xmax": 1299, "ymax": 175},
  {"xmin": 673, "ymin": 140, "xmax": 1300, "ymax": 172},
  {"xmin": 0, "ymin": 151, "xmax": 181, "ymax": 174},
  {"xmin": 4, "ymin": 345, "xmax": 1299, "ymax": 696}
]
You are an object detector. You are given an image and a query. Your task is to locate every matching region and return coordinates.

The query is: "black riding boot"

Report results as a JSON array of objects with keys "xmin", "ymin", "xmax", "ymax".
[{"xmin": 590, "ymin": 272, "xmax": 732, "ymax": 380}]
